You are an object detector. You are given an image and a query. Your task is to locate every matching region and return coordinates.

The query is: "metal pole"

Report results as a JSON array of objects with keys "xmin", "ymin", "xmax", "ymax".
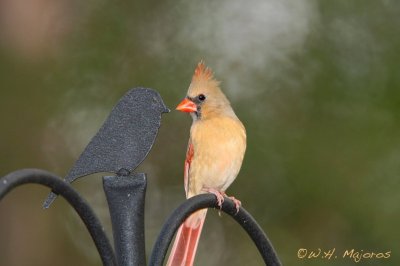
[{"xmin": 103, "ymin": 173, "xmax": 147, "ymax": 266}]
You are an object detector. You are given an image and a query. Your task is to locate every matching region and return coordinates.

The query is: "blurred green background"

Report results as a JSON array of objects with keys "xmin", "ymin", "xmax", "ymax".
[{"xmin": 1, "ymin": 0, "xmax": 399, "ymax": 265}]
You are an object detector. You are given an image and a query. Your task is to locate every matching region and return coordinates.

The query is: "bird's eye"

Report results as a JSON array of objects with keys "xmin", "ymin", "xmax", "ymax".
[{"xmin": 198, "ymin": 94, "xmax": 206, "ymax": 101}]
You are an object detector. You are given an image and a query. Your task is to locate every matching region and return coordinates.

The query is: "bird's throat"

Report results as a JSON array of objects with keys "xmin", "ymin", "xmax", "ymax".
[{"xmin": 190, "ymin": 110, "xmax": 201, "ymax": 121}]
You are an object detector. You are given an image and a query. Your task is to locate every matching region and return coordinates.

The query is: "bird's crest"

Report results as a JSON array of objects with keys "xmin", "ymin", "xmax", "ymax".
[{"xmin": 192, "ymin": 61, "xmax": 214, "ymax": 82}]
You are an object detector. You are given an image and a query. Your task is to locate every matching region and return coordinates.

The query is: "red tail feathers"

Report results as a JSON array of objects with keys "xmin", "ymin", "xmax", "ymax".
[{"xmin": 166, "ymin": 209, "xmax": 207, "ymax": 266}]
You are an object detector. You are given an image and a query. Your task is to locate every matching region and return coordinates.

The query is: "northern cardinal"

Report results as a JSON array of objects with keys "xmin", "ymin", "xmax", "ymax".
[{"xmin": 167, "ymin": 62, "xmax": 246, "ymax": 266}]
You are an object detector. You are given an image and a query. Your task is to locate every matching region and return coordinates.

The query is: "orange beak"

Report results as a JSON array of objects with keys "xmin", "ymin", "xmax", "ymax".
[{"xmin": 176, "ymin": 98, "xmax": 197, "ymax": 113}]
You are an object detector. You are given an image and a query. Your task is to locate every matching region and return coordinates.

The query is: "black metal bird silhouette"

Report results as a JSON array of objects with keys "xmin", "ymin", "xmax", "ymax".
[{"xmin": 43, "ymin": 88, "xmax": 169, "ymax": 208}]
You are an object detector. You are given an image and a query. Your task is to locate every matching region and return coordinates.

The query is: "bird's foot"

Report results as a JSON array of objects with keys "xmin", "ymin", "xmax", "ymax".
[
  {"xmin": 202, "ymin": 187, "xmax": 225, "ymax": 209},
  {"xmin": 221, "ymin": 192, "xmax": 241, "ymax": 214}
]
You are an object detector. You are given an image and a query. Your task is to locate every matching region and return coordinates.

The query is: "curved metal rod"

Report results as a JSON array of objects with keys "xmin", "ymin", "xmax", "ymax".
[
  {"xmin": 0, "ymin": 169, "xmax": 116, "ymax": 266},
  {"xmin": 149, "ymin": 193, "xmax": 281, "ymax": 266}
]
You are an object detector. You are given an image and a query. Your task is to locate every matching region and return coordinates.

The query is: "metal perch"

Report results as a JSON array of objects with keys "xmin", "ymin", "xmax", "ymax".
[{"xmin": 0, "ymin": 87, "xmax": 281, "ymax": 266}]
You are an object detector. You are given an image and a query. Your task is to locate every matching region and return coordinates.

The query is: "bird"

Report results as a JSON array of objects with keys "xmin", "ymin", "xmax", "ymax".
[
  {"xmin": 167, "ymin": 61, "xmax": 246, "ymax": 266},
  {"xmin": 43, "ymin": 87, "xmax": 170, "ymax": 208}
]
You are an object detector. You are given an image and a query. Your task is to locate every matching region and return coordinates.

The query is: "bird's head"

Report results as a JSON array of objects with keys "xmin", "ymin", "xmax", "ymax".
[{"xmin": 176, "ymin": 61, "xmax": 235, "ymax": 120}]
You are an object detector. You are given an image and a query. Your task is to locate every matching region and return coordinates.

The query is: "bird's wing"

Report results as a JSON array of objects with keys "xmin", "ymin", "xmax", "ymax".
[
  {"xmin": 184, "ymin": 139, "xmax": 194, "ymax": 198},
  {"xmin": 166, "ymin": 138, "xmax": 208, "ymax": 266}
]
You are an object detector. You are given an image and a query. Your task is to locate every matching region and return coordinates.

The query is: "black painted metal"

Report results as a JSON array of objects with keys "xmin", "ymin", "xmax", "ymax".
[
  {"xmin": 0, "ymin": 168, "xmax": 282, "ymax": 266},
  {"xmin": 0, "ymin": 169, "xmax": 116, "ymax": 266},
  {"xmin": 149, "ymin": 193, "xmax": 282, "ymax": 266},
  {"xmin": 103, "ymin": 174, "xmax": 147, "ymax": 266},
  {"xmin": 0, "ymin": 88, "xmax": 281, "ymax": 266},
  {"xmin": 44, "ymin": 87, "xmax": 170, "ymax": 208}
]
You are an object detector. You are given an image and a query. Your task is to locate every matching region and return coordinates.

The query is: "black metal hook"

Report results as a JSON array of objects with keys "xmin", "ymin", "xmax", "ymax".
[
  {"xmin": 149, "ymin": 193, "xmax": 282, "ymax": 266},
  {"xmin": 0, "ymin": 87, "xmax": 281, "ymax": 266},
  {"xmin": 0, "ymin": 169, "xmax": 116, "ymax": 266},
  {"xmin": 1, "ymin": 169, "xmax": 281, "ymax": 266}
]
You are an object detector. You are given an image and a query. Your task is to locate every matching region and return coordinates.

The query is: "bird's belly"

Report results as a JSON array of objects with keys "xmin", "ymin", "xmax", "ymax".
[
  {"xmin": 188, "ymin": 135, "xmax": 245, "ymax": 195},
  {"xmin": 201, "ymin": 155, "xmax": 239, "ymax": 188}
]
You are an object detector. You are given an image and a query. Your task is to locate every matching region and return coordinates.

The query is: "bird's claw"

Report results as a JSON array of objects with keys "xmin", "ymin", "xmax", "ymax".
[
  {"xmin": 229, "ymin": 196, "xmax": 241, "ymax": 213},
  {"xmin": 202, "ymin": 188, "xmax": 241, "ymax": 214},
  {"xmin": 215, "ymin": 194, "xmax": 224, "ymax": 208},
  {"xmin": 221, "ymin": 192, "xmax": 241, "ymax": 214},
  {"xmin": 202, "ymin": 188, "xmax": 225, "ymax": 209}
]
